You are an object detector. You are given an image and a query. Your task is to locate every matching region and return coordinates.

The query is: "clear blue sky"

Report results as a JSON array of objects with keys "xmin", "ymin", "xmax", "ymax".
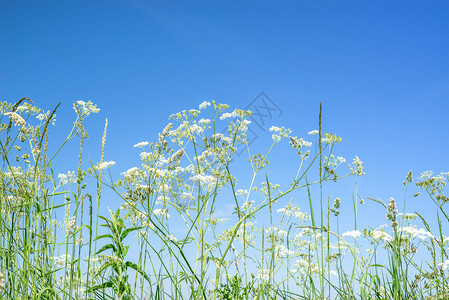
[{"xmin": 1, "ymin": 1, "xmax": 448, "ymax": 233}]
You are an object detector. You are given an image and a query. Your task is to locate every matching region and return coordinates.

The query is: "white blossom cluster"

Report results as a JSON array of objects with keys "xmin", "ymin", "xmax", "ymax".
[
  {"xmin": 269, "ymin": 126, "xmax": 292, "ymax": 143},
  {"xmin": 370, "ymin": 230, "xmax": 393, "ymax": 242},
  {"xmin": 321, "ymin": 132, "xmax": 342, "ymax": 144},
  {"xmin": 93, "ymin": 161, "xmax": 116, "ymax": 171},
  {"xmin": 256, "ymin": 269, "xmax": 272, "ymax": 281},
  {"xmin": 275, "ymin": 244, "xmax": 295, "ymax": 257},
  {"xmin": 349, "ymin": 156, "xmax": 365, "ymax": 176},
  {"xmin": 438, "ymin": 259, "xmax": 449, "ymax": 271},
  {"xmin": 53, "ymin": 254, "xmax": 71, "ymax": 267},
  {"xmin": 58, "ymin": 171, "xmax": 76, "ymax": 186},
  {"xmin": 199, "ymin": 101, "xmax": 210, "ymax": 109},
  {"xmin": 397, "ymin": 226, "xmax": 433, "ymax": 240},
  {"xmin": 277, "ymin": 204, "xmax": 310, "ymax": 222},
  {"xmin": 4, "ymin": 112, "xmax": 26, "ymax": 129},
  {"xmin": 133, "ymin": 141, "xmax": 149, "ymax": 148},
  {"xmin": 153, "ymin": 208, "xmax": 170, "ymax": 218},
  {"xmin": 66, "ymin": 216, "xmax": 78, "ymax": 236},
  {"xmin": 73, "ymin": 100, "xmax": 100, "ymax": 117},
  {"xmin": 342, "ymin": 230, "xmax": 361, "ymax": 239}
]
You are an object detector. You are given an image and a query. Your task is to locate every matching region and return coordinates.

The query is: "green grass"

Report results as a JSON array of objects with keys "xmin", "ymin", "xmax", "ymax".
[{"xmin": 0, "ymin": 98, "xmax": 448, "ymax": 299}]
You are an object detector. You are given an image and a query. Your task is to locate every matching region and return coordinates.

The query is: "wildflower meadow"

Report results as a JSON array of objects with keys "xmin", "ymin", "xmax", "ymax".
[{"xmin": 0, "ymin": 98, "xmax": 448, "ymax": 300}]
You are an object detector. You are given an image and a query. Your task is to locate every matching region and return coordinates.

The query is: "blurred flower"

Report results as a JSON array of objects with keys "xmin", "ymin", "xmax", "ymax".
[{"xmin": 342, "ymin": 230, "xmax": 361, "ymax": 239}]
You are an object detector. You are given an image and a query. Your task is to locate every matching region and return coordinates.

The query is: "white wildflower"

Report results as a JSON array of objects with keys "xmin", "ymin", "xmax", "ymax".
[
  {"xmin": 256, "ymin": 269, "xmax": 272, "ymax": 281},
  {"xmin": 269, "ymin": 126, "xmax": 291, "ymax": 143},
  {"xmin": 236, "ymin": 189, "xmax": 248, "ymax": 196},
  {"xmin": 4, "ymin": 112, "xmax": 26, "ymax": 129},
  {"xmin": 350, "ymin": 156, "xmax": 365, "ymax": 176},
  {"xmin": 199, "ymin": 101, "xmax": 210, "ymax": 109},
  {"xmin": 276, "ymin": 245, "xmax": 295, "ymax": 257},
  {"xmin": 73, "ymin": 100, "xmax": 100, "ymax": 116},
  {"xmin": 342, "ymin": 230, "xmax": 361, "ymax": 239},
  {"xmin": 198, "ymin": 118, "xmax": 211, "ymax": 126},
  {"xmin": 190, "ymin": 174, "xmax": 217, "ymax": 185},
  {"xmin": 94, "ymin": 161, "xmax": 116, "ymax": 171},
  {"xmin": 438, "ymin": 259, "xmax": 449, "ymax": 271},
  {"xmin": 398, "ymin": 226, "xmax": 433, "ymax": 240},
  {"xmin": 121, "ymin": 167, "xmax": 140, "ymax": 179},
  {"xmin": 66, "ymin": 216, "xmax": 78, "ymax": 236},
  {"xmin": 241, "ymin": 200, "xmax": 255, "ymax": 211},
  {"xmin": 220, "ymin": 111, "xmax": 237, "ymax": 120},
  {"xmin": 133, "ymin": 141, "xmax": 149, "ymax": 148},
  {"xmin": 53, "ymin": 254, "xmax": 71, "ymax": 267},
  {"xmin": 321, "ymin": 132, "xmax": 342, "ymax": 144},
  {"xmin": 153, "ymin": 208, "xmax": 170, "ymax": 218},
  {"xmin": 371, "ymin": 230, "xmax": 392, "ymax": 242},
  {"xmin": 189, "ymin": 123, "xmax": 204, "ymax": 134}
]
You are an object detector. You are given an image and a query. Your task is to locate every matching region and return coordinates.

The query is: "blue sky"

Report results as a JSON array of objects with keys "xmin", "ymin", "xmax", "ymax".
[{"xmin": 1, "ymin": 1, "xmax": 449, "ymax": 234}]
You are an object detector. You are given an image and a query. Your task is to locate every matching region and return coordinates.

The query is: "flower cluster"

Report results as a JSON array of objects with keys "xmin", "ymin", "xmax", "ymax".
[
  {"xmin": 73, "ymin": 100, "xmax": 100, "ymax": 117},
  {"xmin": 153, "ymin": 208, "xmax": 170, "ymax": 218},
  {"xmin": 53, "ymin": 254, "xmax": 71, "ymax": 267},
  {"xmin": 277, "ymin": 204, "xmax": 310, "ymax": 222},
  {"xmin": 93, "ymin": 161, "xmax": 116, "ymax": 171},
  {"xmin": 321, "ymin": 132, "xmax": 342, "ymax": 144},
  {"xmin": 397, "ymin": 226, "xmax": 433, "ymax": 240},
  {"xmin": 370, "ymin": 230, "xmax": 393, "ymax": 242},
  {"xmin": 269, "ymin": 126, "xmax": 292, "ymax": 143},
  {"xmin": 349, "ymin": 156, "xmax": 365, "ymax": 176},
  {"xmin": 256, "ymin": 269, "xmax": 272, "ymax": 281},
  {"xmin": 438, "ymin": 259, "xmax": 449, "ymax": 271},
  {"xmin": 342, "ymin": 230, "xmax": 361, "ymax": 239},
  {"xmin": 4, "ymin": 112, "xmax": 27, "ymax": 133}
]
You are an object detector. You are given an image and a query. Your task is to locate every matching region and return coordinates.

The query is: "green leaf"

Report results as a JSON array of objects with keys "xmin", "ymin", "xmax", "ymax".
[
  {"xmin": 120, "ymin": 226, "xmax": 141, "ymax": 241},
  {"xmin": 123, "ymin": 245, "xmax": 129, "ymax": 257},
  {"xmin": 94, "ymin": 233, "xmax": 114, "ymax": 241},
  {"xmin": 96, "ymin": 243, "xmax": 117, "ymax": 255},
  {"xmin": 125, "ymin": 261, "xmax": 152, "ymax": 284},
  {"xmin": 91, "ymin": 281, "xmax": 114, "ymax": 291}
]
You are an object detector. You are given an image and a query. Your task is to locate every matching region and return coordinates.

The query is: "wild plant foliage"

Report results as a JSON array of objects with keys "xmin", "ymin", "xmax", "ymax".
[{"xmin": 0, "ymin": 98, "xmax": 448, "ymax": 299}]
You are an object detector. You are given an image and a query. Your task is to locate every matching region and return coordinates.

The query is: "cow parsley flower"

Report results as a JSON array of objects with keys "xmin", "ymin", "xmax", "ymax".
[
  {"xmin": 257, "ymin": 269, "xmax": 272, "ymax": 281},
  {"xmin": 73, "ymin": 100, "xmax": 100, "ymax": 116},
  {"xmin": 438, "ymin": 259, "xmax": 449, "ymax": 271},
  {"xmin": 94, "ymin": 161, "xmax": 116, "ymax": 171},
  {"xmin": 342, "ymin": 230, "xmax": 361, "ymax": 239},
  {"xmin": 190, "ymin": 174, "xmax": 217, "ymax": 186},
  {"xmin": 276, "ymin": 245, "xmax": 295, "ymax": 257},
  {"xmin": 398, "ymin": 226, "xmax": 433, "ymax": 240},
  {"xmin": 134, "ymin": 141, "xmax": 149, "ymax": 148},
  {"xmin": 220, "ymin": 111, "xmax": 237, "ymax": 120},
  {"xmin": 371, "ymin": 230, "xmax": 392, "ymax": 242},
  {"xmin": 269, "ymin": 126, "xmax": 291, "ymax": 143},
  {"xmin": 4, "ymin": 112, "xmax": 26, "ymax": 129},
  {"xmin": 153, "ymin": 208, "xmax": 170, "ymax": 218},
  {"xmin": 121, "ymin": 167, "xmax": 140, "ymax": 179},
  {"xmin": 350, "ymin": 156, "xmax": 365, "ymax": 176},
  {"xmin": 199, "ymin": 101, "xmax": 210, "ymax": 109}
]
